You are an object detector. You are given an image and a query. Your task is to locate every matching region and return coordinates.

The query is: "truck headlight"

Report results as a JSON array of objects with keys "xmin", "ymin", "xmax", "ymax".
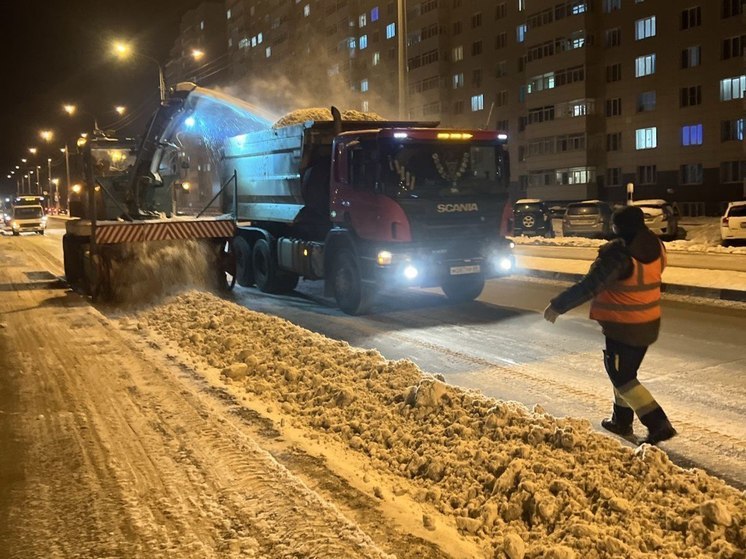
[
  {"xmin": 403, "ymin": 264, "xmax": 419, "ymax": 280},
  {"xmin": 11, "ymin": 221, "xmax": 19, "ymax": 229}
]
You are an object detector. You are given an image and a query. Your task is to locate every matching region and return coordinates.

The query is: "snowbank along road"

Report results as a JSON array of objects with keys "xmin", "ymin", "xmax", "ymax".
[{"xmin": 0, "ymin": 231, "xmax": 744, "ymax": 558}]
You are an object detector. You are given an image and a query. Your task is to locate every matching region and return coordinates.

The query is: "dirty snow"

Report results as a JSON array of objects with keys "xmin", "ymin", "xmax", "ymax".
[
  {"xmin": 273, "ymin": 108, "xmax": 386, "ymax": 128},
  {"xmin": 134, "ymin": 291, "xmax": 746, "ymax": 559},
  {"xmin": 511, "ymin": 218, "xmax": 746, "ymax": 255}
]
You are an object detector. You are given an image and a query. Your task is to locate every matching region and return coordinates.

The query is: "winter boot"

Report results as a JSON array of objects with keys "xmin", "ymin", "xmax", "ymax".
[
  {"xmin": 601, "ymin": 404, "xmax": 634, "ymax": 437},
  {"xmin": 643, "ymin": 420, "xmax": 677, "ymax": 445}
]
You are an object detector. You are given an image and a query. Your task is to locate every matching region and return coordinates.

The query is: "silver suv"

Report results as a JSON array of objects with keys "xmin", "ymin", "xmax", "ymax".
[{"xmin": 562, "ymin": 200, "xmax": 613, "ymax": 238}]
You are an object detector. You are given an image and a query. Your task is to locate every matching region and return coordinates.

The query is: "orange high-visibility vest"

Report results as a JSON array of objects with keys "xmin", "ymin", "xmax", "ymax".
[{"xmin": 590, "ymin": 243, "xmax": 666, "ymax": 324}]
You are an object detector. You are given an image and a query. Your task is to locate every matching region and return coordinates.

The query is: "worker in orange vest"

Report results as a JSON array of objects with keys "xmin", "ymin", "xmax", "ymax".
[{"xmin": 543, "ymin": 205, "xmax": 676, "ymax": 445}]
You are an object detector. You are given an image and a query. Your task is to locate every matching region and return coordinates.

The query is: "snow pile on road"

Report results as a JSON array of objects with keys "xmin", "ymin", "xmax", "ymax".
[
  {"xmin": 511, "ymin": 218, "xmax": 746, "ymax": 254},
  {"xmin": 137, "ymin": 292, "xmax": 746, "ymax": 559},
  {"xmin": 273, "ymin": 108, "xmax": 385, "ymax": 128}
]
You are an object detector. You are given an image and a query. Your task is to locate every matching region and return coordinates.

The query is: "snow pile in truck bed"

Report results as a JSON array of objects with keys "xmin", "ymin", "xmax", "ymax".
[
  {"xmin": 137, "ymin": 291, "xmax": 746, "ymax": 559},
  {"xmin": 273, "ymin": 108, "xmax": 386, "ymax": 128}
]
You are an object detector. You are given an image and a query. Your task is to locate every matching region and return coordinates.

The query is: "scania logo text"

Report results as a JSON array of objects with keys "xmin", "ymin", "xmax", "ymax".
[{"xmin": 436, "ymin": 203, "xmax": 479, "ymax": 213}]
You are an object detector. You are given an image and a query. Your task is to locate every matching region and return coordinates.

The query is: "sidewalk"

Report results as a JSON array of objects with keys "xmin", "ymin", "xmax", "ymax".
[{"xmin": 515, "ymin": 253, "xmax": 746, "ymax": 303}]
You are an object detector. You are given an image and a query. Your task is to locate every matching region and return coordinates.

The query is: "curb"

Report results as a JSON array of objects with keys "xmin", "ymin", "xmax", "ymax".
[{"xmin": 519, "ymin": 269, "xmax": 746, "ymax": 303}]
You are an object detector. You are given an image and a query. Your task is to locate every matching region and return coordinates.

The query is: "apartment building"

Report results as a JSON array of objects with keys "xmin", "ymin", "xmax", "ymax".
[
  {"xmin": 165, "ymin": 2, "xmax": 227, "ymax": 87},
  {"xmin": 199, "ymin": 0, "xmax": 745, "ymax": 212}
]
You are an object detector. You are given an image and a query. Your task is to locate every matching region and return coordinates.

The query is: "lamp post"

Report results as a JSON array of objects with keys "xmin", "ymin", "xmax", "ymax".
[
  {"xmin": 61, "ymin": 146, "xmax": 71, "ymax": 210},
  {"xmin": 47, "ymin": 157, "xmax": 53, "ymax": 202},
  {"xmin": 114, "ymin": 41, "xmax": 166, "ymax": 103},
  {"xmin": 397, "ymin": 0, "xmax": 408, "ymax": 119},
  {"xmin": 35, "ymin": 166, "xmax": 41, "ymax": 194}
]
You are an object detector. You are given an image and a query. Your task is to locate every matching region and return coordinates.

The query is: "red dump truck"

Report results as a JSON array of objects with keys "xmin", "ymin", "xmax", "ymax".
[{"xmin": 222, "ymin": 109, "xmax": 514, "ymax": 314}]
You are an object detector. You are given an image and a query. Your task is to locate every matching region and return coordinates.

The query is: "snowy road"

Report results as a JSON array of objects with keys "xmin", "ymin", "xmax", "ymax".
[
  {"xmin": 5, "ymin": 227, "xmax": 746, "ymax": 491},
  {"xmin": 1, "ymin": 228, "xmax": 745, "ymax": 557}
]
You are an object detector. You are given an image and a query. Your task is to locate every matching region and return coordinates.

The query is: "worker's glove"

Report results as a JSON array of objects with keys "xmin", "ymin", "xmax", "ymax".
[{"xmin": 543, "ymin": 304, "xmax": 560, "ymax": 324}]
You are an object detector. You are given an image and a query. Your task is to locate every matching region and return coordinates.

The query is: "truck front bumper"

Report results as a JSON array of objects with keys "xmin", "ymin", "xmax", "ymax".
[{"xmin": 365, "ymin": 240, "xmax": 514, "ymax": 289}]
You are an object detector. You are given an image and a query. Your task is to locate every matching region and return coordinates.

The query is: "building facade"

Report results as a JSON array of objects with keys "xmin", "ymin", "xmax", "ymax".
[{"xmin": 193, "ymin": 0, "xmax": 745, "ymax": 213}]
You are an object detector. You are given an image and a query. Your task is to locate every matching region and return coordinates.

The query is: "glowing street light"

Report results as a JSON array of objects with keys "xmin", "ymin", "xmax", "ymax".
[
  {"xmin": 63, "ymin": 104, "xmax": 76, "ymax": 116},
  {"xmin": 115, "ymin": 105, "xmax": 126, "ymax": 115},
  {"xmin": 21, "ymin": 158, "xmax": 27, "ymax": 163},
  {"xmin": 28, "ymin": 147, "xmax": 37, "ymax": 155},
  {"xmin": 40, "ymin": 130, "xmax": 54, "ymax": 142},
  {"xmin": 191, "ymin": 49, "xmax": 205, "ymax": 61},
  {"xmin": 113, "ymin": 39, "xmax": 166, "ymax": 103}
]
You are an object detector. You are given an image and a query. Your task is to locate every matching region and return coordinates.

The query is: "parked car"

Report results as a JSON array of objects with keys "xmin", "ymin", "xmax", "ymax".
[
  {"xmin": 720, "ymin": 201, "xmax": 746, "ymax": 245},
  {"xmin": 512, "ymin": 199, "xmax": 554, "ymax": 237},
  {"xmin": 6, "ymin": 204, "xmax": 47, "ymax": 236},
  {"xmin": 548, "ymin": 205, "xmax": 566, "ymax": 219},
  {"xmin": 562, "ymin": 200, "xmax": 613, "ymax": 238},
  {"xmin": 631, "ymin": 199, "xmax": 680, "ymax": 240}
]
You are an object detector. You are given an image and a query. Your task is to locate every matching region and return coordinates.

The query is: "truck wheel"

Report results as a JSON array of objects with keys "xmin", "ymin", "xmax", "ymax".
[
  {"xmin": 233, "ymin": 236, "xmax": 254, "ymax": 287},
  {"xmin": 333, "ymin": 250, "xmax": 374, "ymax": 315},
  {"xmin": 12, "ymin": 231, "xmax": 19, "ymax": 236},
  {"xmin": 441, "ymin": 275, "xmax": 485, "ymax": 304},
  {"xmin": 252, "ymin": 239, "xmax": 298, "ymax": 294}
]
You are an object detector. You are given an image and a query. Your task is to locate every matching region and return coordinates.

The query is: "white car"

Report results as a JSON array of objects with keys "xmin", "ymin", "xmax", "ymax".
[
  {"xmin": 631, "ymin": 199, "xmax": 679, "ymax": 240},
  {"xmin": 720, "ymin": 201, "xmax": 746, "ymax": 245}
]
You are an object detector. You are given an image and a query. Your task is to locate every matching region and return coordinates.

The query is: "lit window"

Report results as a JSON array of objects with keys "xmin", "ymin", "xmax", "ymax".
[
  {"xmin": 362, "ymin": 100, "xmax": 369, "ymax": 112},
  {"xmin": 251, "ymin": 36, "xmax": 257, "ymax": 47},
  {"xmin": 371, "ymin": 7, "xmax": 379, "ymax": 21},
  {"xmin": 238, "ymin": 38, "xmax": 249, "ymax": 49},
  {"xmin": 359, "ymin": 13, "xmax": 367, "ymax": 27},
  {"xmin": 452, "ymin": 73, "xmax": 464, "ymax": 88},
  {"xmin": 200, "ymin": 20, "xmax": 205, "ymax": 30},
  {"xmin": 304, "ymin": 4, "xmax": 310, "ymax": 16},
  {"xmin": 226, "ymin": 9, "xmax": 231, "ymax": 19},
  {"xmin": 359, "ymin": 35, "xmax": 368, "ymax": 49},
  {"xmin": 681, "ymin": 124, "xmax": 703, "ymax": 146},
  {"xmin": 361, "ymin": 79, "xmax": 369, "ymax": 92},
  {"xmin": 452, "ymin": 45, "xmax": 463, "ymax": 61},
  {"xmin": 572, "ymin": 3, "xmax": 587, "ymax": 14},
  {"xmin": 635, "ymin": 16, "xmax": 656, "ymax": 40},
  {"xmin": 386, "ymin": 23, "xmax": 396, "ymax": 39},
  {"xmin": 372, "ymin": 52, "xmax": 380, "ymax": 65},
  {"xmin": 720, "ymin": 75, "xmax": 746, "ymax": 101},
  {"xmin": 635, "ymin": 127, "xmax": 657, "ymax": 149},
  {"xmin": 635, "ymin": 54, "xmax": 656, "ymax": 77},
  {"xmin": 471, "ymin": 94, "xmax": 484, "ymax": 111},
  {"xmin": 265, "ymin": 47, "xmax": 271, "ymax": 58},
  {"xmin": 516, "ymin": 24, "xmax": 527, "ymax": 43},
  {"xmin": 258, "ymin": 33, "xmax": 263, "ymax": 44},
  {"xmin": 518, "ymin": 0, "xmax": 526, "ymax": 11}
]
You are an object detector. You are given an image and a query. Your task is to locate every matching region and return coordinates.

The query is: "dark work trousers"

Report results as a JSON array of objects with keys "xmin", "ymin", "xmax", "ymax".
[{"xmin": 603, "ymin": 337, "xmax": 669, "ymax": 430}]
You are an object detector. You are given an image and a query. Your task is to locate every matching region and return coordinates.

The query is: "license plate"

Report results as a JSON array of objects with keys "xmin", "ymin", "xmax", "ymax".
[
  {"xmin": 573, "ymin": 219, "xmax": 594, "ymax": 224},
  {"xmin": 450, "ymin": 264, "xmax": 480, "ymax": 275}
]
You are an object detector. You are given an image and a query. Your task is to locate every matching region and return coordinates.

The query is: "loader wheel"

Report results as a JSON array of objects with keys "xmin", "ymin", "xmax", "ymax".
[
  {"xmin": 332, "ymin": 250, "xmax": 374, "ymax": 315},
  {"xmin": 233, "ymin": 236, "xmax": 254, "ymax": 287},
  {"xmin": 217, "ymin": 239, "xmax": 237, "ymax": 292},
  {"xmin": 441, "ymin": 275, "xmax": 485, "ymax": 304},
  {"xmin": 252, "ymin": 239, "xmax": 299, "ymax": 294}
]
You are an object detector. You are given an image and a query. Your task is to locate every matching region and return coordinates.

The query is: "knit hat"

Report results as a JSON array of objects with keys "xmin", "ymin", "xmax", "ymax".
[{"xmin": 612, "ymin": 206, "xmax": 646, "ymax": 237}]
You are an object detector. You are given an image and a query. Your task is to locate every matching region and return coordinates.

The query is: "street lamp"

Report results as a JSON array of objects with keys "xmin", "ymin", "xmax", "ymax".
[
  {"xmin": 63, "ymin": 103, "xmax": 100, "ymax": 131},
  {"xmin": 115, "ymin": 105, "xmax": 126, "ymax": 115},
  {"xmin": 113, "ymin": 40, "xmax": 166, "ymax": 103},
  {"xmin": 40, "ymin": 130, "xmax": 54, "ymax": 142}
]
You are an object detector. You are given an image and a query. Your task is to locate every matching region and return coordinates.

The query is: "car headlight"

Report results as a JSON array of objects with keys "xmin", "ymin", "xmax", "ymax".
[
  {"xmin": 11, "ymin": 221, "xmax": 19, "ymax": 229},
  {"xmin": 498, "ymin": 257, "xmax": 513, "ymax": 271}
]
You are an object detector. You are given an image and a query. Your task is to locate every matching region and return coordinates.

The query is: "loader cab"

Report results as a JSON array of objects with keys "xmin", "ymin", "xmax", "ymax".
[{"xmin": 70, "ymin": 135, "xmax": 138, "ymax": 219}]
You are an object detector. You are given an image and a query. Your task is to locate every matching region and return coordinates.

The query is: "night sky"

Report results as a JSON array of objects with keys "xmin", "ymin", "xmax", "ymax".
[{"xmin": 0, "ymin": 0, "xmax": 204, "ymax": 196}]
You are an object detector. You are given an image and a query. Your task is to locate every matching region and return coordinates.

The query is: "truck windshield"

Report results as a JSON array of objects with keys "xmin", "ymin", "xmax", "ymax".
[{"xmin": 377, "ymin": 141, "xmax": 507, "ymax": 199}]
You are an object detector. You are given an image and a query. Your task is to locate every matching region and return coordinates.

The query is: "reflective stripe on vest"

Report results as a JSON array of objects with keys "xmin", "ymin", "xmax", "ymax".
[{"xmin": 590, "ymin": 242, "xmax": 666, "ymax": 324}]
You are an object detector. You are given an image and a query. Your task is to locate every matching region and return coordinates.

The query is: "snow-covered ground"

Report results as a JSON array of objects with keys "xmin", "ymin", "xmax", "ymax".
[
  {"xmin": 511, "ymin": 218, "xmax": 746, "ymax": 255},
  {"xmin": 128, "ymin": 291, "xmax": 745, "ymax": 559}
]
